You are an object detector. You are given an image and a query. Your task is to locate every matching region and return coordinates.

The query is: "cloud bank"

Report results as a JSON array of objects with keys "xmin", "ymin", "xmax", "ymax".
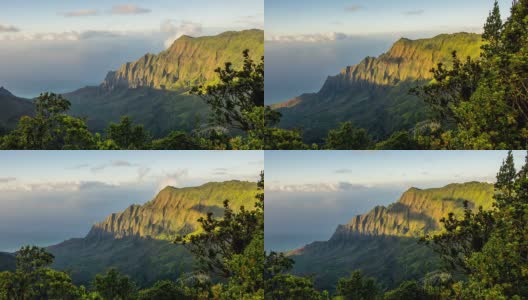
[
  {"xmin": 110, "ymin": 5, "xmax": 151, "ymax": 15},
  {"xmin": 0, "ymin": 24, "xmax": 19, "ymax": 33},
  {"xmin": 345, "ymin": 5, "xmax": 363, "ymax": 12},
  {"xmin": 266, "ymin": 32, "xmax": 350, "ymax": 43},
  {"xmin": 61, "ymin": 9, "xmax": 99, "ymax": 17},
  {"xmin": 267, "ymin": 182, "xmax": 369, "ymax": 193}
]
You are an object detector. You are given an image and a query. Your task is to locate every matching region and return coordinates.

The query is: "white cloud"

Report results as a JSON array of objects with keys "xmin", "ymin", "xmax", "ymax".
[
  {"xmin": 0, "ymin": 24, "xmax": 19, "ymax": 32},
  {"xmin": 91, "ymin": 160, "xmax": 137, "ymax": 172},
  {"xmin": 266, "ymin": 32, "xmax": 349, "ymax": 43},
  {"xmin": 345, "ymin": 5, "xmax": 363, "ymax": 12},
  {"xmin": 110, "ymin": 5, "xmax": 151, "ymax": 15},
  {"xmin": 0, "ymin": 177, "xmax": 16, "ymax": 183},
  {"xmin": 0, "ymin": 180, "xmax": 119, "ymax": 192},
  {"xmin": 137, "ymin": 167, "xmax": 151, "ymax": 181},
  {"xmin": 161, "ymin": 20, "xmax": 202, "ymax": 48},
  {"xmin": 404, "ymin": 10, "xmax": 425, "ymax": 15},
  {"xmin": 158, "ymin": 169, "xmax": 189, "ymax": 190},
  {"xmin": 267, "ymin": 182, "xmax": 369, "ymax": 193},
  {"xmin": 0, "ymin": 30, "xmax": 122, "ymax": 41},
  {"xmin": 61, "ymin": 9, "xmax": 99, "ymax": 17}
]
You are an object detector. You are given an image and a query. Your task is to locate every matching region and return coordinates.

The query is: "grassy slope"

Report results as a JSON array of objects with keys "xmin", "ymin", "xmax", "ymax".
[
  {"xmin": 274, "ymin": 33, "xmax": 482, "ymax": 143},
  {"xmin": 290, "ymin": 182, "xmax": 495, "ymax": 290}
]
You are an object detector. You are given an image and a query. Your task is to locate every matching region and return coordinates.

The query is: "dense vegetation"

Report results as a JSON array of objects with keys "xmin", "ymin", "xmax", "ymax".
[
  {"xmin": 262, "ymin": 151, "xmax": 528, "ymax": 299},
  {"xmin": 270, "ymin": 0, "xmax": 528, "ymax": 150},
  {"xmin": 0, "ymin": 50, "xmax": 266, "ymax": 150}
]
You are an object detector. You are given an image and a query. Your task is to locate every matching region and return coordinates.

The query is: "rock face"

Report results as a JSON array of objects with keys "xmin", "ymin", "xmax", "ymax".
[
  {"xmin": 87, "ymin": 180, "xmax": 258, "ymax": 240},
  {"xmin": 290, "ymin": 182, "xmax": 495, "ymax": 289},
  {"xmin": 64, "ymin": 29, "xmax": 263, "ymax": 136},
  {"xmin": 101, "ymin": 29, "xmax": 264, "ymax": 91},
  {"xmin": 330, "ymin": 182, "xmax": 494, "ymax": 241},
  {"xmin": 320, "ymin": 33, "xmax": 482, "ymax": 93},
  {"xmin": 274, "ymin": 33, "xmax": 483, "ymax": 142}
]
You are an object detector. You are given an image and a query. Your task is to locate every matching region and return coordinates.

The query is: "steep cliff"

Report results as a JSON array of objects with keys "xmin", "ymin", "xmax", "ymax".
[
  {"xmin": 330, "ymin": 182, "xmax": 494, "ymax": 240},
  {"xmin": 87, "ymin": 180, "xmax": 258, "ymax": 240},
  {"xmin": 48, "ymin": 180, "xmax": 259, "ymax": 286},
  {"xmin": 274, "ymin": 33, "xmax": 483, "ymax": 143},
  {"xmin": 290, "ymin": 182, "xmax": 495, "ymax": 289},
  {"xmin": 64, "ymin": 30, "xmax": 263, "ymax": 136},
  {"xmin": 101, "ymin": 29, "xmax": 264, "ymax": 91}
]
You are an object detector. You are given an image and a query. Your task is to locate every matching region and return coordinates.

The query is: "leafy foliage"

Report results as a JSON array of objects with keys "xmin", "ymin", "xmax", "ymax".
[
  {"xmin": 93, "ymin": 268, "xmax": 137, "ymax": 300},
  {"xmin": 410, "ymin": 0, "xmax": 528, "ymax": 149},
  {"xmin": 421, "ymin": 151, "xmax": 528, "ymax": 298}
]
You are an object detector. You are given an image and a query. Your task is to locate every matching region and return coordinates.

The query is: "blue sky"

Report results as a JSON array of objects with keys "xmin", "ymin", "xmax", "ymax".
[
  {"xmin": 266, "ymin": 151, "xmax": 525, "ymax": 190},
  {"xmin": 0, "ymin": 1, "xmax": 263, "ymax": 97},
  {"xmin": 0, "ymin": 151, "xmax": 263, "ymax": 251},
  {"xmin": 265, "ymin": 151, "xmax": 527, "ymax": 251},
  {"xmin": 266, "ymin": 0, "xmax": 512, "ymax": 40},
  {"xmin": 1, "ymin": 0, "xmax": 262, "ymax": 34}
]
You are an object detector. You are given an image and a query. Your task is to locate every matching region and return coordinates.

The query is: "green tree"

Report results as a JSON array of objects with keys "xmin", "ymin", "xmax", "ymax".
[
  {"xmin": 335, "ymin": 271, "xmax": 381, "ymax": 300},
  {"xmin": 151, "ymin": 131, "xmax": 202, "ymax": 150},
  {"xmin": 106, "ymin": 116, "xmax": 151, "ymax": 149},
  {"xmin": 137, "ymin": 280, "xmax": 187, "ymax": 300},
  {"xmin": 324, "ymin": 122, "xmax": 372, "ymax": 150},
  {"xmin": 192, "ymin": 50, "xmax": 263, "ymax": 133},
  {"xmin": 93, "ymin": 268, "xmax": 137, "ymax": 300},
  {"xmin": 413, "ymin": 1, "xmax": 528, "ymax": 149},
  {"xmin": 424, "ymin": 151, "xmax": 528, "ymax": 298},
  {"xmin": 375, "ymin": 131, "xmax": 422, "ymax": 150},
  {"xmin": 383, "ymin": 280, "xmax": 427, "ymax": 300},
  {"xmin": 0, "ymin": 246, "xmax": 81, "ymax": 300},
  {"xmin": 1, "ymin": 93, "xmax": 96, "ymax": 150}
]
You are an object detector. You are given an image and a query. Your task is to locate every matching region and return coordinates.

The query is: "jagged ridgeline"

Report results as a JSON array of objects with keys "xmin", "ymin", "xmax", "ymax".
[
  {"xmin": 101, "ymin": 30, "xmax": 264, "ymax": 91},
  {"xmin": 0, "ymin": 30, "xmax": 263, "ymax": 137},
  {"xmin": 273, "ymin": 33, "xmax": 482, "ymax": 143},
  {"xmin": 47, "ymin": 180, "xmax": 258, "ymax": 286},
  {"xmin": 66, "ymin": 29, "xmax": 263, "ymax": 136},
  {"xmin": 289, "ymin": 182, "xmax": 494, "ymax": 290}
]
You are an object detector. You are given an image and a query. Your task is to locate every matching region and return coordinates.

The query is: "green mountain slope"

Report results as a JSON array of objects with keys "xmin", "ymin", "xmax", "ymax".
[
  {"xmin": 0, "ymin": 252, "xmax": 15, "ymax": 272},
  {"xmin": 87, "ymin": 180, "xmax": 258, "ymax": 240},
  {"xmin": 102, "ymin": 29, "xmax": 264, "ymax": 91},
  {"xmin": 289, "ymin": 182, "xmax": 494, "ymax": 290},
  {"xmin": 0, "ymin": 87, "xmax": 34, "ymax": 131},
  {"xmin": 48, "ymin": 180, "xmax": 258, "ymax": 286},
  {"xmin": 273, "ymin": 33, "xmax": 482, "ymax": 143},
  {"xmin": 65, "ymin": 30, "xmax": 264, "ymax": 136}
]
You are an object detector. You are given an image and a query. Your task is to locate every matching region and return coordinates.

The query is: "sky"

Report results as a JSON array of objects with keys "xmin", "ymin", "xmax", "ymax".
[
  {"xmin": 0, "ymin": 151, "xmax": 263, "ymax": 252},
  {"xmin": 265, "ymin": 0, "xmax": 512, "ymax": 104},
  {"xmin": 0, "ymin": 0, "xmax": 263, "ymax": 97},
  {"xmin": 265, "ymin": 151, "xmax": 527, "ymax": 252}
]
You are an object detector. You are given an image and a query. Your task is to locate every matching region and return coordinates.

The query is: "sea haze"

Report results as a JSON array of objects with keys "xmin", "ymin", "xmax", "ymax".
[
  {"xmin": 0, "ymin": 35, "xmax": 164, "ymax": 98},
  {"xmin": 264, "ymin": 37, "xmax": 394, "ymax": 105},
  {"xmin": 264, "ymin": 187, "xmax": 404, "ymax": 252},
  {"xmin": 0, "ymin": 186, "xmax": 154, "ymax": 252}
]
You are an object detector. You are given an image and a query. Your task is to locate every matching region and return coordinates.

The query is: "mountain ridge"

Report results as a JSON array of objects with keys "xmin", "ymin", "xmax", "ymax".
[
  {"xmin": 86, "ymin": 180, "xmax": 258, "ymax": 241},
  {"xmin": 288, "ymin": 182, "xmax": 495, "ymax": 289},
  {"xmin": 273, "ymin": 32, "xmax": 483, "ymax": 142},
  {"xmin": 101, "ymin": 29, "xmax": 264, "ymax": 91},
  {"xmin": 47, "ymin": 179, "xmax": 259, "ymax": 285}
]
